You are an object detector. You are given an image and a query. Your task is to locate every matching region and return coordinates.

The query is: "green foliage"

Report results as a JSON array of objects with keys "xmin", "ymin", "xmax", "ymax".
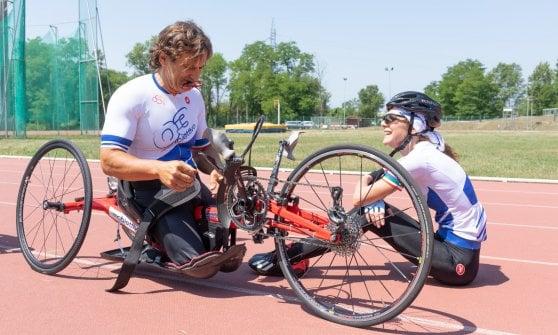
[
  {"xmin": 487, "ymin": 63, "xmax": 524, "ymax": 110},
  {"xmin": 435, "ymin": 59, "xmax": 499, "ymax": 118},
  {"xmin": 528, "ymin": 62, "xmax": 557, "ymax": 114},
  {"xmin": 99, "ymin": 68, "xmax": 129, "ymax": 125},
  {"xmin": 125, "ymin": 36, "xmax": 156, "ymax": 76},
  {"xmin": 424, "ymin": 81, "xmax": 440, "ymax": 102},
  {"xmin": 358, "ymin": 85, "xmax": 384, "ymax": 118},
  {"xmin": 228, "ymin": 41, "xmax": 323, "ymax": 123},
  {"xmin": 201, "ymin": 53, "xmax": 228, "ymax": 126},
  {"xmin": 25, "ymin": 36, "xmax": 83, "ymax": 130}
]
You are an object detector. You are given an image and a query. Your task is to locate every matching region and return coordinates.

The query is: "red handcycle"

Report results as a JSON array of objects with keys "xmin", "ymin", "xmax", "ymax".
[{"xmin": 15, "ymin": 116, "xmax": 433, "ymax": 327}]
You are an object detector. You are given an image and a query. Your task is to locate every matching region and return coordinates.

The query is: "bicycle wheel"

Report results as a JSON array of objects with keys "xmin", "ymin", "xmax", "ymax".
[
  {"xmin": 275, "ymin": 144, "xmax": 433, "ymax": 327},
  {"xmin": 16, "ymin": 139, "xmax": 92, "ymax": 274}
]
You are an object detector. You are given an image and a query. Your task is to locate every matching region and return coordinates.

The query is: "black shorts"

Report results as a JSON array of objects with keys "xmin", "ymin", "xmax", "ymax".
[
  {"xmin": 363, "ymin": 204, "xmax": 480, "ymax": 286},
  {"xmin": 130, "ymin": 179, "xmax": 215, "ymax": 265},
  {"xmin": 291, "ymin": 203, "xmax": 481, "ymax": 286}
]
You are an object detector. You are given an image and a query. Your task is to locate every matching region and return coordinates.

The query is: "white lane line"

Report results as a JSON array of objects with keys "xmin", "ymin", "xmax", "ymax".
[
  {"xmin": 488, "ymin": 221, "xmax": 558, "ymax": 230},
  {"xmin": 480, "ymin": 255, "xmax": 558, "ymax": 266},
  {"xmin": 0, "ymin": 242, "xmax": 517, "ymax": 335},
  {"xmin": 483, "ymin": 202, "xmax": 558, "ymax": 209},
  {"xmin": 476, "ymin": 188, "xmax": 558, "ymax": 196}
]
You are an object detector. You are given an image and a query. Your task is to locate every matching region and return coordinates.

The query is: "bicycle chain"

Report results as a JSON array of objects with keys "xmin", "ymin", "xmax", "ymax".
[{"xmin": 227, "ymin": 172, "xmax": 363, "ymax": 252}]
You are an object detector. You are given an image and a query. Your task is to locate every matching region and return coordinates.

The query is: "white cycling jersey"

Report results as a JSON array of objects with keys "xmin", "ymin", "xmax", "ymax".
[
  {"xmin": 100, "ymin": 74, "xmax": 209, "ymax": 166},
  {"xmin": 383, "ymin": 141, "xmax": 487, "ymax": 249}
]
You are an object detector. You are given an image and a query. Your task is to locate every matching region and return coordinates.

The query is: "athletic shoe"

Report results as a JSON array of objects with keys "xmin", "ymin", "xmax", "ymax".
[{"xmin": 248, "ymin": 246, "xmax": 309, "ymax": 278}]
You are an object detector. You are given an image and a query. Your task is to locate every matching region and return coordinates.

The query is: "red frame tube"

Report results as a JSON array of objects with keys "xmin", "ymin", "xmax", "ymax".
[{"xmin": 63, "ymin": 196, "xmax": 334, "ymax": 242}]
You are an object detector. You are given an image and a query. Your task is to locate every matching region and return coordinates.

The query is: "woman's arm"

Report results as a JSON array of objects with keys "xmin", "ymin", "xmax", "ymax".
[{"xmin": 352, "ymin": 174, "xmax": 398, "ymax": 207}]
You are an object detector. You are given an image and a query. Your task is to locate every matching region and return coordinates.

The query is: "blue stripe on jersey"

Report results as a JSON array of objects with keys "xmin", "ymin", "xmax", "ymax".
[
  {"xmin": 480, "ymin": 226, "xmax": 488, "ymax": 241},
  {"xmin": 157, "ymin": 142, "xmax": 197, "ymax": 167},
  {"xmin": 476, "ymin": 207, "xmax": 486, "ymax": 228},
  {"xmin": 463, "ymin": 176, "xmax": 478, "ymax": 205},
  {"xmin": 427, "ymin": 187, "xmax": 453, "ymax": 226},
  {"xmin": 103, "ymin": 142, "xmax": 129, "ymax": 151},
  {"xmin": 151, "ymin": 73, "xmax": 170, "ymax": 94},
  {"xmin": 192, "ymin": 138, "xmax": 210, "ymax": 149},
  {"xmin": 101, "ymin": 134, "xmax": 132, "ymax": 147},
  {"xmin": 438, "ymin": 228, "xmax": 481, "ymax": 249}
]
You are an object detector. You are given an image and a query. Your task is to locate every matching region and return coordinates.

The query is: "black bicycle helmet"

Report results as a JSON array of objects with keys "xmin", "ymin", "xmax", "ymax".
[{"xmin": 386, "ymin": 91, "xmax": 442, "ymax": 128}]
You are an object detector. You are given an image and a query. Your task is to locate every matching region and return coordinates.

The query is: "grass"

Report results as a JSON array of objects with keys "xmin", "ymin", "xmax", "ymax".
[{"xmin": 1, "ymin": 128, "xmax": 557, "ymax": 179}]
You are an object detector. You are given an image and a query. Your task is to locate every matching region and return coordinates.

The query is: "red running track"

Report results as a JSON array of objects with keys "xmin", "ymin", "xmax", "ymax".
[{"xmin": 0, "ymin": 156, "xmax": 556, "ymax": 334}]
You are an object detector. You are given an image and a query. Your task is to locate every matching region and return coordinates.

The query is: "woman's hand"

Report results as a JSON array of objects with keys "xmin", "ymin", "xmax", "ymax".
[
  {"xmin": 208, "ymin": 169, "xmax": 224, "ymax": 196},
  {"xmin": 363, "ymin": 200, "xmax": 386, "ymax": 228}
]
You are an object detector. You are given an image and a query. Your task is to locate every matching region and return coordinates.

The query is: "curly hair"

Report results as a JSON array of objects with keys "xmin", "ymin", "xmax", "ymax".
[{"xmin": 149, "ymin": 21, "xmax": 213, "ymax": 70}]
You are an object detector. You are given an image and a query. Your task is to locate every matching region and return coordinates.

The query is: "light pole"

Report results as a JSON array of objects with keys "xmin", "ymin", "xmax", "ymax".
[
  {"xmin": 385, "ymin": 66, "xmax": 394, "ymax": 98},
  {"xmin": 274, "ymin": 98, "xmax": 281, "ymax": 124},
  {"xmin": 342, "ymin": 77, "xmax": 348, "ymax": 125}
]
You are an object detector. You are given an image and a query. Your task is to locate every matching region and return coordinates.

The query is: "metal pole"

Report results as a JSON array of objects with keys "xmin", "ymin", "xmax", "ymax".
[
  {"xmin": 342, "ymin": 77, "xmax": 347, "ymax": 125},
  {"xmin": 1, "ymin": 0, "xmax": 7, "ymax": 137},
  {"xmin": 86, "ymin": 0, "xmax": 105, "ymax": 121},
  {"xmin": 385, "ymin": 66, "xmax": 394, "ymax": 98}
]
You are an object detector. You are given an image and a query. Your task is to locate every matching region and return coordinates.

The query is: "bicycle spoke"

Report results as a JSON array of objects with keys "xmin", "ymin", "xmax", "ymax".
[
  {"xmin": 17, "ymin": 140, "xmax": 92, "ymax": 274},
  {"xmin": 302, "ymin": 175, "xmax": 328, "ymax": 211},
  {"xmin": 267, "ymin": 145, "xmax": 432, "ymax": 326}
]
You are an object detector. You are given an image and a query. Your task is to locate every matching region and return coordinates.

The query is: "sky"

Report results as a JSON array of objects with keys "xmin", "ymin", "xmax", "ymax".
[{"xmin": 25, "ymin": 0, "xmax": 558, "ymax": 108}]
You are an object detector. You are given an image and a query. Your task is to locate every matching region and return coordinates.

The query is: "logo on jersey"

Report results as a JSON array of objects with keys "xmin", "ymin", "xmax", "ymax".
[
  {"xmin": 153, "ymin": 107, "xmax": 197, "ymax": 149},
  {"xmin": 455, "ymin": 263, "xmax": 466, "ymax": 276},
  {"xmin": 152, "ymin": 95, "xmax": 165, "ymax": 105},
  {"xmin": 184, "ymin": 96, "xmax": 190, "ymax": 104}
]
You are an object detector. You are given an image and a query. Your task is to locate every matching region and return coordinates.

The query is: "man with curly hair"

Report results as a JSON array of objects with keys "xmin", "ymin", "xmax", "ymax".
[{"xmin": 100, "ymin": 21, "xmax": 244, "ymax": 279}]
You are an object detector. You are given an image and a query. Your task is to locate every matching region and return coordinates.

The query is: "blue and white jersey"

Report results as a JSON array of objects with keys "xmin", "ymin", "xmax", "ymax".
[
  {"xmin": 100, "ymin": 74, "xmax": 209, "ymax": 167},
  {"xmin": 386, "ymin": 141, "xmax": 487, "ymax": 249}
]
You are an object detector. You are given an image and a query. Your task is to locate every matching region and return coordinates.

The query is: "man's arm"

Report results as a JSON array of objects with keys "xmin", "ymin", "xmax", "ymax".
[{"xmin": 100, "ymin": 148, "xmax": 196, "ymax": 191}]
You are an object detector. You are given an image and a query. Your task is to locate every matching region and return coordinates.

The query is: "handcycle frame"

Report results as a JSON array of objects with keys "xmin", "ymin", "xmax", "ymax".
[{"xmin": 16, "ymin": 115, "xmax": 434, "ymax": 328}]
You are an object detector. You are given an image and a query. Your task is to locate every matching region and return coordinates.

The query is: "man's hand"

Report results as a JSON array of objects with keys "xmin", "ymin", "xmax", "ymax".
[
  {"xmin": 208, "ymin": 169, "xmax": 223, "ymax": 196},
  {"xmin": 157, "ymin": 161, "xmax": 197, "ymax": 191}
]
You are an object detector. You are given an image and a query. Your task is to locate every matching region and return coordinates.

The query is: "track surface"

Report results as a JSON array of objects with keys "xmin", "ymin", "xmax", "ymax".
[{"xmin": 0, "ymin": 156, "xmax": 556, "ymax": 334}]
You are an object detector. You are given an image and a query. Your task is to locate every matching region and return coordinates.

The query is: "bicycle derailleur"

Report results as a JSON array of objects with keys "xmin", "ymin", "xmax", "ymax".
[{"xmin": 326, "ymin": 186, "xmax": 363, "ymax": 256}]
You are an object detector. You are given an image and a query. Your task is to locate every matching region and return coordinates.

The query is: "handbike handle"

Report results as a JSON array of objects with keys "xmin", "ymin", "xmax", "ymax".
[
  {"xmin": 206, "ymin": 128, "xmax": 235, "ymax": 160},
  {"xmin": 240, "ymin": 115, "xmax": 266, "ymax": 159}
]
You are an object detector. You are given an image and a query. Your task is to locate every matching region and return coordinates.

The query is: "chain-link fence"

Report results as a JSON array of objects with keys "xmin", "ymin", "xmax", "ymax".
[{"xmin": 1, "ymin": 0, "xmax": 100, "ymax": 137}]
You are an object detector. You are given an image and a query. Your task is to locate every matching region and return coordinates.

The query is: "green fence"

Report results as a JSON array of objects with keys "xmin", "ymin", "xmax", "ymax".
[{"xmin": 1, "ymin": 0, "xmax": 100, "ymax": 137}]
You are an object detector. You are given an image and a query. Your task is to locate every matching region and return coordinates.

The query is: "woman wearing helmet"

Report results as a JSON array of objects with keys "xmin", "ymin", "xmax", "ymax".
[
  {"xmin": 351, "ymin": 91, "xmax": 487, "ymax": 285},
  {"xmin": 248, "ymin": 91, "xmax": 486, "ymax": 286}
]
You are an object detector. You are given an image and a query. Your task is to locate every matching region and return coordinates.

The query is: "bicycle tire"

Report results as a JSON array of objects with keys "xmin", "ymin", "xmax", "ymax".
[
  {"xmin": 275, "ymin": 144, "xmax": 433, "ymax": 327},
  {"xmin": 16, "ymin": 139, "xmax": 92, "ymax": 274}
]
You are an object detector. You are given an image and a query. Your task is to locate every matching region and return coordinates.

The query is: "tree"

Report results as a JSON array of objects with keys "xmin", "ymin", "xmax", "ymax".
[
  {"xmin": 436, "ymin": 59, "xmax": 498, "ymax": 118},
  {"xmin": 487, "ymin": 63, "xmax": 524, "ymax": 111},
  {"xmin": 228, "ymin": 41, "xmax": 323, "ymax": 123},
  {"xmin": 200, "ymin": 53, "xmax": 228, "ymax": 126},
  {"xmin": 126, "ymin": 36, "xmax": 156, "ymax": 76},
  {"xmin": 99, "ymin": 68, "xmax": 129, "ymax": 125},
  {"xmin": 424, "ymin": 81, "xmax": 440, "ymax": 102},
  {"xmin": 528, "ymin": 62, "xmax": 557, "ymax": 114},
  {"xmin": 341, "ymin": 99, "xmax": 360, "ymax": 118},
  {"xmin": 357, "ymin": 85, "xmax": 384, "ymax": 118}
]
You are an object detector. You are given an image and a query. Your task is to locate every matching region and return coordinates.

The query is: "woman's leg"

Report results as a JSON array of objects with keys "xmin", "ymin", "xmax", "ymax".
[{"xmin": 366, "ymin": 204, "xmax": 480, "ymax": 286}]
